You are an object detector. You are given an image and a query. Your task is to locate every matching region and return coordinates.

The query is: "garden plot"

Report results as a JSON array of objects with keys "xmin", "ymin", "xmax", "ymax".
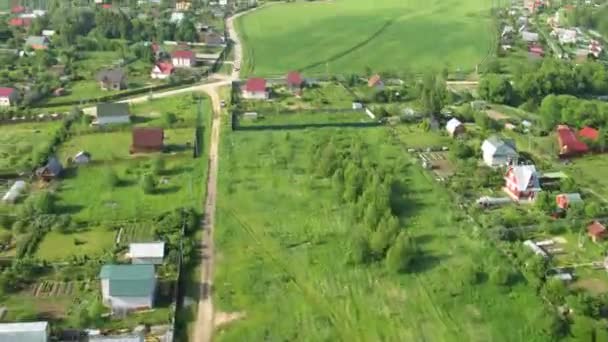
[{"xmin": 419, "ymin": 151, "xmax": 455, "ymax": 179}]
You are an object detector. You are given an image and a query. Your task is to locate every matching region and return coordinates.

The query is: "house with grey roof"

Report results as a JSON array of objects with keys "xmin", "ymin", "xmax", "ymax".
[
  {"xmin": 36, "ymin": 156, "xmax": 62, "ymax": 181},
  {"xmin": 94, "ymin": 103, "xmax": 130, "ymax": 125},
  {"xmin": 100, "ymin": 264, "xmax": 156, "ymax": 311},
  {"xmin": 96, "ymin": 69, "xmax": 127, "ymax": 91},
  {"xmin": 89, "ymin": 333, "xmax": 144, "ymax": 342},
  {"xmin": 128, "ymin": 242, "xmax": 165, "ymax": 265},
  {"xmin": 0, "ymin": 321, "xmax": 48, "ymax": 342},
  {"xmin": 481, "ymin": 136, "xmax": 518, "ymax": 167}
]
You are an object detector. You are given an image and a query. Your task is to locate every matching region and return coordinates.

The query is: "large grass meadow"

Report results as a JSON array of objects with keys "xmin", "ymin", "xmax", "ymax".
[
  {"xmin": 236, "ymin": 0, "xmax": 495, "ymax": 77},
  {"xmin": 213, "ymin": 116, "xmax": 549, "ymax": 341}
]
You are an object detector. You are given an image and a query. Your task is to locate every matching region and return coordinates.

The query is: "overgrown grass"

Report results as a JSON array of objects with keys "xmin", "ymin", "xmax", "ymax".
[
  {"xmin": 213, "ymin": 120, "xmax": 548, "ymax": 341},
  {"xmin": 236, "ymin": 0, "xmax": 494, "ymax": 76},
  {"xmin": 0, "ymin": 121, "xmax": 63, "ymax": 172}
]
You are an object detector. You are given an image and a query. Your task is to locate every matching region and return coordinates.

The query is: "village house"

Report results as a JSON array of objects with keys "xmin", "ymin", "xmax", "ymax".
[
  {"xmin": 128, "ymin": 242, "xmax": 165, "ymax": 265},
  {"xmin": 36, "ymin": 156, "xmax": 63, "ymax": 181},
  {"xmin": 481, "ymin": 136, "xmax": 518, "ymax": 167},
  {"xmin": 446, "ymin": 118, "xmax": 465, "ymax": 137},
  {"xmin": 96, "ymin": 69, "xmax": 127, "ymax": 91},
  {"xmin": 551, "ymin": 28, "xmax": 577, "ymax": 45},
  {"xmin": 100, "ymin": 264, "xmax": 156, "ymax": 311},
  {"xmin": 521, "ymin": 31, "xmax": 539, "ymax": 43},
  {"xmin": 286, "ymin": 71, "xmax": 303, "ymax": 94},
  {"xmin": 203, "ymin": 31, "xmax": 225, "ymax": 46},
  {"xmin": 171, "ymin": 50, "xmax": 195, "ymax": 68},
  {"xmin": 557, "ymin": 124, "xmax": 589, "ymax": 156},
  {"xmin": 0, "ymin": 321, "xmax": 48, "ymax": 342},
  {"xmin": 368, "ymin": 74, "xmax": 384, "ymax": 90},
  {"xmin": 8, "ymin": 17, "xmax": 32, "ymax": 28},
  {"xmin": 73, "ymin": 151, "xmax": 91, "ymax": 165},
  {"xmin": 0, "ymin": 87, "xmax": 19, "ymax": 107},
  {"xmin": 25, "ymin": 36, "xmax": 49, "ymax": 50},
  {"xmin": 556, "ymin": 193, "xmax": 583, "ymax": 209},
  {"xmin": 95, "ymin": 103, "xmax": 130, "ymax": 126},
  {"xmin": 130, "ymin": 127, "xmax": 164, "ymax": 154},
  {"xmin": 150, "ymin": 62, "xmax": 174, "ymax": 79},
  {"xmin": 588, "ymin": 221, "xmax": 607, "ymax": 243},
  {"xmin": 504, "ymin": 164, "xmax": 541, "ymax": 201},
  {"xmin": 242, "ymin": 77, "xmax": 269, "ymax": 100},
  {"xmin": 579, "ymin": 126, "xmax": 600, "ymax": 142},
  {"xmin": 528, "ymin": 44, "xmax": 544, "ymax": 58}
]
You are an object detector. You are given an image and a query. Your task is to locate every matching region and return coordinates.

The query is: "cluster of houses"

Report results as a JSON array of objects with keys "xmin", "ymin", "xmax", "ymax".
[
  {"xmin": 93, "ymin": 102, "xmax": 165, "ymax": 153},
  {"xmin": 0, "ymin": 242, "xmax": 166, "ymax": 340},
  {"xmin": 241, "ymin": 71, "xmax": 304, "ymax": 100}
]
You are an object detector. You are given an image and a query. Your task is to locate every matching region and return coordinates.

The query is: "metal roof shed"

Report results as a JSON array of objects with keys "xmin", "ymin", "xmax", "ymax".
[{"xmin": 0, "ymin": 321, "xmax": 48, "ymax": 342}]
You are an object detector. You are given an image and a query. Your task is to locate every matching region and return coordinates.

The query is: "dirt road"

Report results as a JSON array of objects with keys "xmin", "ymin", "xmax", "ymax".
[{"xmin": 192, "ymin": 6, "xmax": 257, "ymax": 342}]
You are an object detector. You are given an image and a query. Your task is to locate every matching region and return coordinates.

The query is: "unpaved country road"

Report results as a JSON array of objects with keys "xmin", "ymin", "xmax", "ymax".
[{"xmin": 193, "ymin": 6, "xmax": 258, "ymax": 342}]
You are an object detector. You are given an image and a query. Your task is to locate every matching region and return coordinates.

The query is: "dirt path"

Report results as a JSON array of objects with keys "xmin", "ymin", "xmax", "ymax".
[{"xmin": 192, "ymin": 7, "xmax": 258, "ymax": 342}]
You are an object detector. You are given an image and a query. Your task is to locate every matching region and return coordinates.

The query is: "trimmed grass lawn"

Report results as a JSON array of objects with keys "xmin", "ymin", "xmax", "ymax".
[
  {"xmin": 566, "ymin": 156, "xmax": 608, "ymax": 199},
  {"xmin": 0, "ymin": 0, "xmax": 10, "ymax": 11},
  {"xmin": 36, "ymin": 228, "xmax": 116, "ymax": 261},
  {"xmin": 236, "ymin": 0, "xmax": 494, "ymax": 76},
  {"xmin": 214, "ymin": 121, "xmax": 547, "ymax": 341},
  {"xmin": 0, "ymin": 121, "xmax": 62, "ymax": 172}
]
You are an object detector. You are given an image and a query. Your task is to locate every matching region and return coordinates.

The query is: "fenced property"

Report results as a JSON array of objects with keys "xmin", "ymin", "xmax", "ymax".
[{"xmin": 418, "ymin": 151, "xmax": 455, "ymax": 180}]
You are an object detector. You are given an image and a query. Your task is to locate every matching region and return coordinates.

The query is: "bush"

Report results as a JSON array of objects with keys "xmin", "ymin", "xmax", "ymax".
[
  {"xmin": 140, "ymin": 173, "xmax": 156, "ymax": 194},
  {"xmin": 162, "ymin": 112, "xmax": 178, "ymax": 126},
  {"xmin": 151, "ymin": 157, "xmax": 165, "ymax": 176},
  {"xmin": 103, "ymin": 168, "xmax": 119, "ymax": 188},
  {"xmin": 385, "ymin": 233, "xmax": 418, "ymax": 273},
  {"xmin": 489, "ymin": 266, "xmax": 511, "ymax": 286}
]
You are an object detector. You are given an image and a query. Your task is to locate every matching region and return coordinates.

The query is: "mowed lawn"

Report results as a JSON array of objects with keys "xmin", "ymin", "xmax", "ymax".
[
  {"xmin": 35, "ymin": 228, "xmax": 116, "ymax": 261},
  {"xmin": 236, "ymin": 0, "xmax": 494, "ymax": 76},
  {"xmin": 213, "ymin": 123, "xmax": 547, "ymax": 341}
]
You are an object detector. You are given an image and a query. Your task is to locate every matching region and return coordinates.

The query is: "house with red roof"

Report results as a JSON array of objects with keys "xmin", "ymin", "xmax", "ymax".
[
  {"xmin": 368, "ymin": 74, "xmax": 384, "ymax": 90},
  {"xmin": 11, "ymin": 6, "xmax": 26, "ymax": 14},
  {"xmin": 286, "ymin": 71, "xmax": 303, "ymax": 93},
  {"xmin": 242, "ymin": 78, "xmax": 268, "ymax": 100},
  {"xmin": 579, "ymin": 126, "xmax": 599, "ymax": 142},
  {"xmin": 528, "ymin": 44, "xmax": 544, "ymax": 58},
  {"xmin": 504, "ymin": 164, "xmax": 541, "ymax": 202},
  {"xmin": 588, "ymin": 221, "xmax": 607, "ymax": 243},
  {"xmin": 557, "ymin": 125, "xmax": 589, "ymax": 156},
  {"xmin": 0, "ymin": 88, "xmax": 19, "ymax": 107},
  {"xmin": 150, "ymin": 62, "xmax": 174, "ymax": 80},
  {"xmin": 8, "ymin": 17, "xmax": 32, "ymax": 28},
  {"xmin": 171, "ymin": 50, "xmax": 195, "ymax": 68},
  {"xmin": 130, "ymin": 127, "xmax": 164, "ymax": 154}
]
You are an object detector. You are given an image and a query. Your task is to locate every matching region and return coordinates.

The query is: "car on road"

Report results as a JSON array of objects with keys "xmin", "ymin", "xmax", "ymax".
[{"xmin": 220, "ymin": 100, "xmax": 226, "ymax": 107}]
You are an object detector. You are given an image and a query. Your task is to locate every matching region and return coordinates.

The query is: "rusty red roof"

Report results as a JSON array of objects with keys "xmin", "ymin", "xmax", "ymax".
[
  {"xmin": 579, "ymin": 126, "xmax": 599, "ymax": 141},
  {"xmin": 588, "ymin": 221, "xmax": 606, "ymax": 237},
  {"xmin": 286, "ymin": 71, "xmax": 302, "ymax": 86},
  {"xmin": 0, "ymin": 87, "xmax": 16, "ymax": 97},
  {"xmin": 171, "ymin": 50, "xmax": 194, "ymax": 59},
  {"xmin": 9, "ymin": 18, "xmax": 31, "ymax": 27},
  {"xmin": 132, "ymin": 127, "xmax": 164, "ymax": 149},
  {"xmin": 154, "ymin": 62, "xmax": 174, "ymax": 75},
  {"xmin": 245, "ymin": 78, "xmax": 266, "ymax": 92},
  {"xmin": 11, "ymin": 6, "xmax": 26, "ymax": 14},
  {"xmin": 557, "ymin": 125, "xmax": 588, "ymax": 155}
]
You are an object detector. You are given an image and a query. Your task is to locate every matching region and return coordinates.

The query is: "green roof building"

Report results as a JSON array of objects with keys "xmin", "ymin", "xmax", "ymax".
[{"xmin": 99, "ymin": 264, "xmax": 156, "ymax": 311}]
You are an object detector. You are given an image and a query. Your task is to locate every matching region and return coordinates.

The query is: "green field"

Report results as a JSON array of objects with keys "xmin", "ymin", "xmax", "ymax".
[
  {"xmin": 35, "ymin": 228, "xmax": 116, "ymax": 261},
  {"xmin": 236, "ymin": 0, "xmax": 494, "ymax": 76},
  {"xmin": 213, "ymin": 118, "xmax": 548, "ymax": 340}
]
